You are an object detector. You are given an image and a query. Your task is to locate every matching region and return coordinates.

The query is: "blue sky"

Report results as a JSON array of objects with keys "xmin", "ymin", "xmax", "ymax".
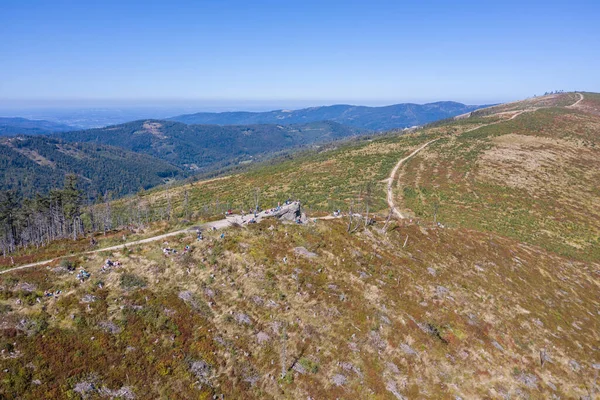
[{"xmin": 1, "ymin": 0, "xmax": 598, "ymax": 106}]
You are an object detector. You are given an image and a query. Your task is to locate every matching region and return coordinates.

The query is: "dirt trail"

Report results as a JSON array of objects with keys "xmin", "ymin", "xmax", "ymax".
[
  {"xmin": 3, "ymin": 95, "xmax": 585, "ymax": 274},
  {"xmin": 567, "ymin": 92, "xmax": 584, "ymax": 108},
  {"xmin": 384, "ymin": 94, "xmax": 584, "ymax": 220},
  {"xmin": 0, "ymin": 202, "xmax": 300, "ymax": 275},
  {"xmin": 386, "ymin": 139, "xmax": 439, "ymax": 219},
  {"xmin": 385, "ymin": 111, "xmax": 528, "ymax": 219}
]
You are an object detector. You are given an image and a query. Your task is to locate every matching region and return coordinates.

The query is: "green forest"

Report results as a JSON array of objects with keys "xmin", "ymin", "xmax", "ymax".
[
  {"xmin": 54, "ymin": 119, "xmax": 362, "ymax": 171},
  {"xmin": 0, "ymin": 135, "xmax": 185, "ymax": 199}
]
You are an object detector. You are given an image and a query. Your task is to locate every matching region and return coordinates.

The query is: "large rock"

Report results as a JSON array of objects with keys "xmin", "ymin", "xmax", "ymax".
[{"xmin": 271, "ymin": 201, "xmax": 308, "ymax": 223}]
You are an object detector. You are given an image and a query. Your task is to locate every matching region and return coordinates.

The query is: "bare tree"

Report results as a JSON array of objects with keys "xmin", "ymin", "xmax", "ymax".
[
  {"xmin": 184, "ymin": 189, "xmax": 190, "ymax": 220},
  {"xmin": 254, "ymin": 187, "xmax": 260, "ymax": 212}
]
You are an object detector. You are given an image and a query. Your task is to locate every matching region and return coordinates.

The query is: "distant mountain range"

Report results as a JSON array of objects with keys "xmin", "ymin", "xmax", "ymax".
[
  {"xmin": 170, "ymin": 101, "xmax": 490, "ymax": 131},
  {"xmin": 1, "ymin": 100, "xmax": 490, "ymax": 199},
  {"xmin": 0, "ymin": 117, "xmax": 77, "ymax": 136},
  {"xmin": 0, "ymin": 135, "xmax": 184, "ymax": 198},
  {"xmin": 54, "ymin": 119, "xmax": 361, "ymax": 172}
]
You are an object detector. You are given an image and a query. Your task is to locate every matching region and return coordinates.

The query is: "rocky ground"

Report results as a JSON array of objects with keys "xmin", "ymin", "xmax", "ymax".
[{"xmin": 1, "ymin": 216, "xmax": 598, "ymax": 399}]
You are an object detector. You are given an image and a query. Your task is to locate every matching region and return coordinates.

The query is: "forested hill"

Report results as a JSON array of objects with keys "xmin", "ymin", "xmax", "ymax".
[
  {"xmin": 0, "ymin": 135, "xmax": 184, "ymax": 199},
  {"xmin": 54, "ymin": 119, "xmax": 361, "ymax": 171},
  {"xmin": 0, "ymin": 117, "xmax": 77, "ymax": 136},
  {"xmin": 170, "ymin": 101, "xmax": 489, "ymax": 131}
]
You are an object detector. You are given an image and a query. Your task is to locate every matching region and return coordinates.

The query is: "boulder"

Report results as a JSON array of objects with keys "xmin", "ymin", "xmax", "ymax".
[{"xmin": 272, "ymin": 202, "xmax": 308, "ymax": 223}]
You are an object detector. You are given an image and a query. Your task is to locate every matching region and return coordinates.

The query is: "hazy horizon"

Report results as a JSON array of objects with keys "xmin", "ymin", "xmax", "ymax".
[
  {"xmin": 0, "ymin": 96, "xmax": 498, "ymax": 111},
  {"xmin": 0, "ymin": 97, "xmax": 501, "ymax": 128}
]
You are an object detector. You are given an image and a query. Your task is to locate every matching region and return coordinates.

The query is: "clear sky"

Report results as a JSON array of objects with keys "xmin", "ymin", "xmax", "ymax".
[{"xmin": 1, "ymin": 0, "xmax": 598, "ymax": 106}]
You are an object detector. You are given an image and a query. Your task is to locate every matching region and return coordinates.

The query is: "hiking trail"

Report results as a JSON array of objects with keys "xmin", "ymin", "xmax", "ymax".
[
  {"xmin": 1, "ymin": 202, "xmax": 301, "ymax": 275},
  {"xmin": 385, "ymin": 93, "xmax": 584, "ymax": 220}
]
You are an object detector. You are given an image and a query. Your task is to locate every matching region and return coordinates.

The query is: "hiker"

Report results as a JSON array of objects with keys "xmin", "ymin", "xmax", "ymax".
[
  {"xmin": 220, "ymin": 233, "xmax": 225, "ymax": 239},
  {"xmin": 77, "ymin": 269, "xmax": 90, "ymax": 282}
]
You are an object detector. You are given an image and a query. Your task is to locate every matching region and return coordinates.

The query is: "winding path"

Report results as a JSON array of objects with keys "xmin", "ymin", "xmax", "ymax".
[
  {"xmin": 385, "ymin": 92, "xmax": 585, "ymax": 220},
  {"xmin": 0, "ymin": 202, "xmax": 300, "ymax": 275},
  {"xmin": 3, "ymin": 94, "xmax": 586, "ymax": 274},
  {"xmin": 385, "ymin": 139, "xmax": 439, "ymax": 219},
  {"xmin": 567, "ymin": 92, "xmax": 584, "ymax": 108},
  {"xmin": 385, "ymin": 111, "xmax": 532, "ymax": 219}
]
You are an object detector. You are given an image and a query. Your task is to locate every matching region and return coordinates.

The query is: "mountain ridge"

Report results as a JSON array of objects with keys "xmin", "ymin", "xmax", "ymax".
[
  {"xmin": 53, "ymin": 119, "xmax": 364, "ymax": 172},
  {"xmin": 0, "ymin": 117, "xmax": 78, "ymax": 136},
  {"xmin": 169, "ymin": 101, "xmax": 491, "ymax": 131}
]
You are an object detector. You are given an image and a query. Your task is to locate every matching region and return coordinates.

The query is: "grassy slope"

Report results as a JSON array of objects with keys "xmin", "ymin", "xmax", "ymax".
[
  {"xmin": 0, "ymin": 219, "xmax": 598, "ymax": 399},
  {"xmin": 1, "ymin": 92, "xmax": 599, "ymax": 399},
  {"xmin": 399, "ymin": 95, "xmax": 600, "ymax": 261}
]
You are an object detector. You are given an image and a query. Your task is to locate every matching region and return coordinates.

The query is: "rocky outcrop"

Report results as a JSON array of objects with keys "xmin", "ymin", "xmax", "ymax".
[{"xmin": 271, "ymin": 201, "xmax": 308, "ymax": 223}]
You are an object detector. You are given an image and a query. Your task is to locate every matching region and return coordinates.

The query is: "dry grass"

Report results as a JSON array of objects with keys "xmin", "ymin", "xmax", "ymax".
[
  {"xmin": 398, "ymin": 104, "xmax": 600, "ymax": 261},
  {"xmin": 1, "ymin": 218, "xmax": 598, "ymax": 399}
]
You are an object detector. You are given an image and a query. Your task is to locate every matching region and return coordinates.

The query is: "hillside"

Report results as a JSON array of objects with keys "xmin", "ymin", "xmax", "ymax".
[
  {"xmin": 0, "ymin": 117, "xmax": 77, "ymax": 136},
  {"xmin": 170, "ymin": 101, "xmax": 489, "ymax": 131},
  {"xmin": 122, "ymin": 93, "xmax": 598, "ymax": 262},
  {"xmin": 54, "ymin": 119, "xmax": 362, "ymax": 171},
  {"xmin": 0, "ymin": 136, "xmax": 184, "ymax": 198},
  {"xmin": 1, "ymin": 92, "xmax": 599, "ymax": 399}
]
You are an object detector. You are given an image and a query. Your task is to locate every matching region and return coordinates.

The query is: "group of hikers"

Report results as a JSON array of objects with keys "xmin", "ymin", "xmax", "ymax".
[
  {"xmin": 227, "ymin": 199, "xmax": 297, "ymax": 221},
  {"xmin": 163, "ymin": 244, "xmax": 192, "ymax": 257},
  {"xmin": 159, "ymin": 198, "xmax": 303, "ymax": 256},
  {"xmin": 101, "ymin": 259, "xmax": 122, "ymax": 272}
]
